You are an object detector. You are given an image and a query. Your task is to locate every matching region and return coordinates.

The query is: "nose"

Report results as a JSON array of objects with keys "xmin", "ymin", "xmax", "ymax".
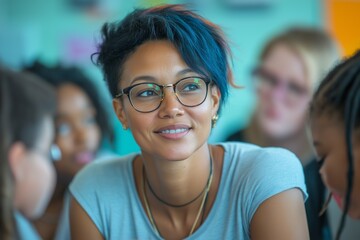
[
  {"xmin": 158, "ymin": 87, "xmax": 184, "ymax": 119},
  {"xmin": 269, "ymin": 84, "xmax": 287, "ymax": 103},
  {"xmin": 74, "ymin": 126, "xmax": 88, "ymax": 148}
]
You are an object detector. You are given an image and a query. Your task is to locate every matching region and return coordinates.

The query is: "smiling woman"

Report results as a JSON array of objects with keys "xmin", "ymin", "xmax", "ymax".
[{"xmin": 69, "ymin": 4, "xmax": 309, "ymax": 240}]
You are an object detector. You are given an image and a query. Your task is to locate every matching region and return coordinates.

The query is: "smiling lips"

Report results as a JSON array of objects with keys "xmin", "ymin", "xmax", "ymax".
[
  {"xmin": 333, "ymin": 192, "xmax": 343, "ymax": 209},
  {"xmin": 74, "ymin": 152, "xmax": 94, "ymax": 165},
  {"xmin": 154, "ymin": 124, "xmax": 191, "ymax": 139}
]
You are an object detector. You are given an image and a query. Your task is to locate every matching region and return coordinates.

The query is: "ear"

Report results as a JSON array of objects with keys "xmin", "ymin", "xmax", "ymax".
[
  {"xmin": 112, "ymin": 98, "xmax": 129, "ymax": 129},
  {"xmin": 210, "ymin": 85, "xmax": 221, "ymax": 117},
  {"xmin": 8, "ymin": 142, "xmax": 27, "ymax": 181}
]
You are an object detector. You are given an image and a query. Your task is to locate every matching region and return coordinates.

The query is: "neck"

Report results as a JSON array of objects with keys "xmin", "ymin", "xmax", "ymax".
[
  {"xmin": 141, "ymin": 143, "xmax": 211, "ymax": 210},
  {"xmin": 246, "ymin": 121, "xmax": 314, "ymax": 165},
  {"xmin": 52, "ymin": 179, "xmax": 68, "ymax": 201},
  {"xmin": 32, "ymin": 185, "xmax": 65, "ymax": 239}
]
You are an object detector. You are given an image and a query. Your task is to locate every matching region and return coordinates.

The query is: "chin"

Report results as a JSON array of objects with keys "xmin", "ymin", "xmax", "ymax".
[
  {"xmin": 348, "ymin": 207, "xmax": 360, "ymax": 219},
  {"xmin": 260, "ymin": 124, "xmax": 287, "ymax": 139},
  {"xmin": 347, "ymin": 195, "xmax": 360, "ymax": 219},
  {"xmin": 148, "ymin": 142, "xmax": 204, "ymax": 162},
  {"xmin": 158, "ymin": 148, "xmax": 194, "ymax": 161},
  {"xmin": 25, "ymin": 203, "xmax": 46, "ymax": 220}
]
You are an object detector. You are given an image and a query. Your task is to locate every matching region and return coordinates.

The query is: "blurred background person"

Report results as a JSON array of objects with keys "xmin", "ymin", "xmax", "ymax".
[
  {"xmin": 227, "ymin": 27, "xmax": 339, "ymax": 240},
  {"xmin": 0, "ymin": 68, "xmax": 57, "ymax": 239},
  {"xmin": 25, "ymin": 62, "xmax": 115, "ymax": 240},
  {"xmin": 310, "ymin": 50, "xmax": 360, "ymax": 240}
]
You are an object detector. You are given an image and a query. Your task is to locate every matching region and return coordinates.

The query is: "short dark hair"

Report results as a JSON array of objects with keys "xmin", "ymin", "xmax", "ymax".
[
  {"xmin": 25, "ymin": 62, "xmax": 114, "ymax": 144},
  {"xmin": 93, "ymin": 4, "xmax": 234, "ymax": 113},
  {"xmin": 311, "ymin": 50, "xmax": 360, "ymax": 240},
  {"xmin": 1, "ymin": 68, "xmax": 57, "ymax": 149}
]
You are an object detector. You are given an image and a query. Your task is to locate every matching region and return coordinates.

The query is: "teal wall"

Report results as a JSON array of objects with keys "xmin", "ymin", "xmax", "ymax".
[{"xmin": 0, "ymin": 0, "xmax": 323, "ymax": 155}]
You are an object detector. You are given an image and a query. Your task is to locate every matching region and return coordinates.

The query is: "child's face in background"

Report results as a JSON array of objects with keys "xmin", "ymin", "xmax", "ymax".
[
  {"xmin": 13, "ymin": 117, "xmax": 56, "ymax": 219},
  {"xmin": 254, "ymin": 44, "xmax": 311, "ymax": 140},
  {"xmin": 311, "ymin": 114, "xmax": 360, "ymax": 219},
  {"xmin": 54, "ymin": 83, "xmax": 101, "ymax": 183}
]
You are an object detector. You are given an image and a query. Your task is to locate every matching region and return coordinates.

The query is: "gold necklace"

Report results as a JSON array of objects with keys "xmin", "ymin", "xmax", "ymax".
[{"xmin": 141, "ymin": 149, "xmax": 214, "ymax": 238}]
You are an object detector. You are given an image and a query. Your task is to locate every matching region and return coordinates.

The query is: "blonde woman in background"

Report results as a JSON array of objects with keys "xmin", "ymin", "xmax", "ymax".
[{"xmin": 227, "ymin": 27, "xmax": 339, "ymax": 240}]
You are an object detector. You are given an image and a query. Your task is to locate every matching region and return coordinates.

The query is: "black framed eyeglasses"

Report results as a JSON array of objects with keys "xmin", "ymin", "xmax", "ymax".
[
  {"xmin": 115, "ymin": 77, "xmax": 211, "ymax": 113},
  {"xmin": 252, "ymin": 67, "xmax": 309, "ymax": 104}
]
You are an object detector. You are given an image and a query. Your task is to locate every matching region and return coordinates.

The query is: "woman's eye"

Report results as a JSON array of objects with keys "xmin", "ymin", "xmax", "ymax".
[
  {"xmin": 138, "ymin": 90, "xmax": 159, "ymax": 97},
  {"xmin": 260, "ymin": 75, "xmax": 277, "ymax": 86},
  {"xmin": 289, "ymin": 83, "xmax": 306, "ymax": 96},
  {"xmin": 57, "ymin": 123, "xmax": 71, "ymax": 136},
  {"xmin": 182, "ymin": 83, "xmax": 200, "ymax": 92}
]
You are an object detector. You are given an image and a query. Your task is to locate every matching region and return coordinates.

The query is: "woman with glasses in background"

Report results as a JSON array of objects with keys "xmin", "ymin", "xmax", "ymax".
[
  {"xmin": 70, "ymin": 5, "xmax": 308, "ymax": 240},
  {"xmin": 227, "ymin": 28, "xmax": 339, "ymax": 239},
  {"xmin": 0, "ymin": 68, "xmax": 57, "ymax": 240}
]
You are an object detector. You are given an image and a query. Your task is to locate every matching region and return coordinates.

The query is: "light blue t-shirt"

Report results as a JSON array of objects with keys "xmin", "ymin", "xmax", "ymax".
[
  {"xmin": 15, "ymin": 212, "xmax": 41, "ymax": 240},
  {"xmin": 70, "ymin": 142, "xmax": 307, "ymax": 240},
  {"xmin": 54, "ymin": 151, "xmax": 120, "ymax": 240}
]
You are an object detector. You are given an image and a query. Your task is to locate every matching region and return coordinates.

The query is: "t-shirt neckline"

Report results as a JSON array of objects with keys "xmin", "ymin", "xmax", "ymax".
[{"xmin": 127, "ymin": 143, "xmax": 230, "ymax": 239}]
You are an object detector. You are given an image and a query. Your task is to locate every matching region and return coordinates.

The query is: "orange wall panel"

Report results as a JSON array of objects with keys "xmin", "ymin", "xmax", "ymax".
[{"xmin": 326, "ymin": 0, "xmax": 360, "ymax": 56}]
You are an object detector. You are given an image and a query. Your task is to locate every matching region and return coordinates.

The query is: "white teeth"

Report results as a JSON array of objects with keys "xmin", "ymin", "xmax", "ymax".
[{"xmin": 160, "ymin": 128, "xmax": 188, "ymax": 134}]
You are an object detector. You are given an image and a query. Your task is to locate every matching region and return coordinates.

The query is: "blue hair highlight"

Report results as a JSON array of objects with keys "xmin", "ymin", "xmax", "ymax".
[{"xmin": 94, "ymin": 4, "xmax": 233, "ymax": 113}]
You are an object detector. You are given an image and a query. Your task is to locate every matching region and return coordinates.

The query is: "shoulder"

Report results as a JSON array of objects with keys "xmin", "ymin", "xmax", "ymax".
[
  {"xmin": 69, "ymin": 153, "xmax": 137, "ymax": 200},
  {"xmin": 219, "ymin": 143, "xmax": 307, "ymax": 231},
  {"xmin": 225, "ymin": 130, "xmax": 245, "ymax": 142},
  {"xmin": 220, "ymin": 142, "xmax": 307, "ymax": 201},
  {"xmin": 68, "ymin": 154, "xmax": 138, "ymax": 236},
  {"xmin": 73, "ymin": 154, "xmax": 136, "ymax": 184},
  {"xmin": 221, "ymin": 142, "xmax": 303, "ymax": 176}
]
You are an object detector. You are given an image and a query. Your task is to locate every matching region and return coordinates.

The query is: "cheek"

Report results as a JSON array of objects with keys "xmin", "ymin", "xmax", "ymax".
[
  {"xmin": 56, "ymin": 125, "xmax": 101, "ymax": 155},
  {"xmin": 286, "ymin": 106, "xmax": 307, "ymax": 127},
  {"xmin": 320, "ymin": 155, "xmax": 348, "ymax": 195},
  {"xmin": 34, "ymin": 161, "xmax": 56, "ymax": 216},
  {"xmin": 257, "ymin": 88, "xmax": 271, "ymax": 104},
  {"xmin": 85, "ymin": 125, "xmax": 101, "ymax": 149},
  {"xmin": 125, "ymin": 110, "xmax": 157, "ymax": 147},
  {"xmin": 190, "ymin": 101, "xmax": 213, "ymax": 127},
  {"xmin": 56, "ymin": 135, "xmax": 73, "ymax": 157},
  {"xmin": 24, "ymin": 158, "xmax": 56, "ymax": 218}
]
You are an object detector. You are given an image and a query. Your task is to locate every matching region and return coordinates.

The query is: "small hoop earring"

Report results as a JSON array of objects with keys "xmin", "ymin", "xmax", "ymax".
[{"xmin": 211, "ymin": 114, "xmax": 218, "ymax": 128}]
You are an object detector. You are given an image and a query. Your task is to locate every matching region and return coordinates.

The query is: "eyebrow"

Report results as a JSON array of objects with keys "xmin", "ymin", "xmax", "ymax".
[
  {"xmin": 129, "ymin": 68, "xmax": 197, "ymax": 86},
  {"xmin": 176, "ymin": 68, "xmax": 196, "ymax": 76},
  {"xmin": 313, "ymin": 141, "xmax": 321, "ymax": 147},
  {"xmin": 55, "ymin": 104, "xmax": 95, "ymax": 118},
  {"xmin": 129, "ymin": 76, "xmax": 157, "ymax": 85}
]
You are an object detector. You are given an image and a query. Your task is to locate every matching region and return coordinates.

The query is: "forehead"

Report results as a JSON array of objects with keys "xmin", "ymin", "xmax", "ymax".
[
  {"xmin": 57, "ymin": 84, "xmax": 93, "ymax": 113},
  {"xmin": 262, "ymin": 44, "xmax": 306, "ymax": 83},
  {"xmin": 120, "ymin": 40, "xmax": 189, "ymax": 85},
  {"xmin": 311, "ymin": 114, "xmax": 344, "ymax": 141}
]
